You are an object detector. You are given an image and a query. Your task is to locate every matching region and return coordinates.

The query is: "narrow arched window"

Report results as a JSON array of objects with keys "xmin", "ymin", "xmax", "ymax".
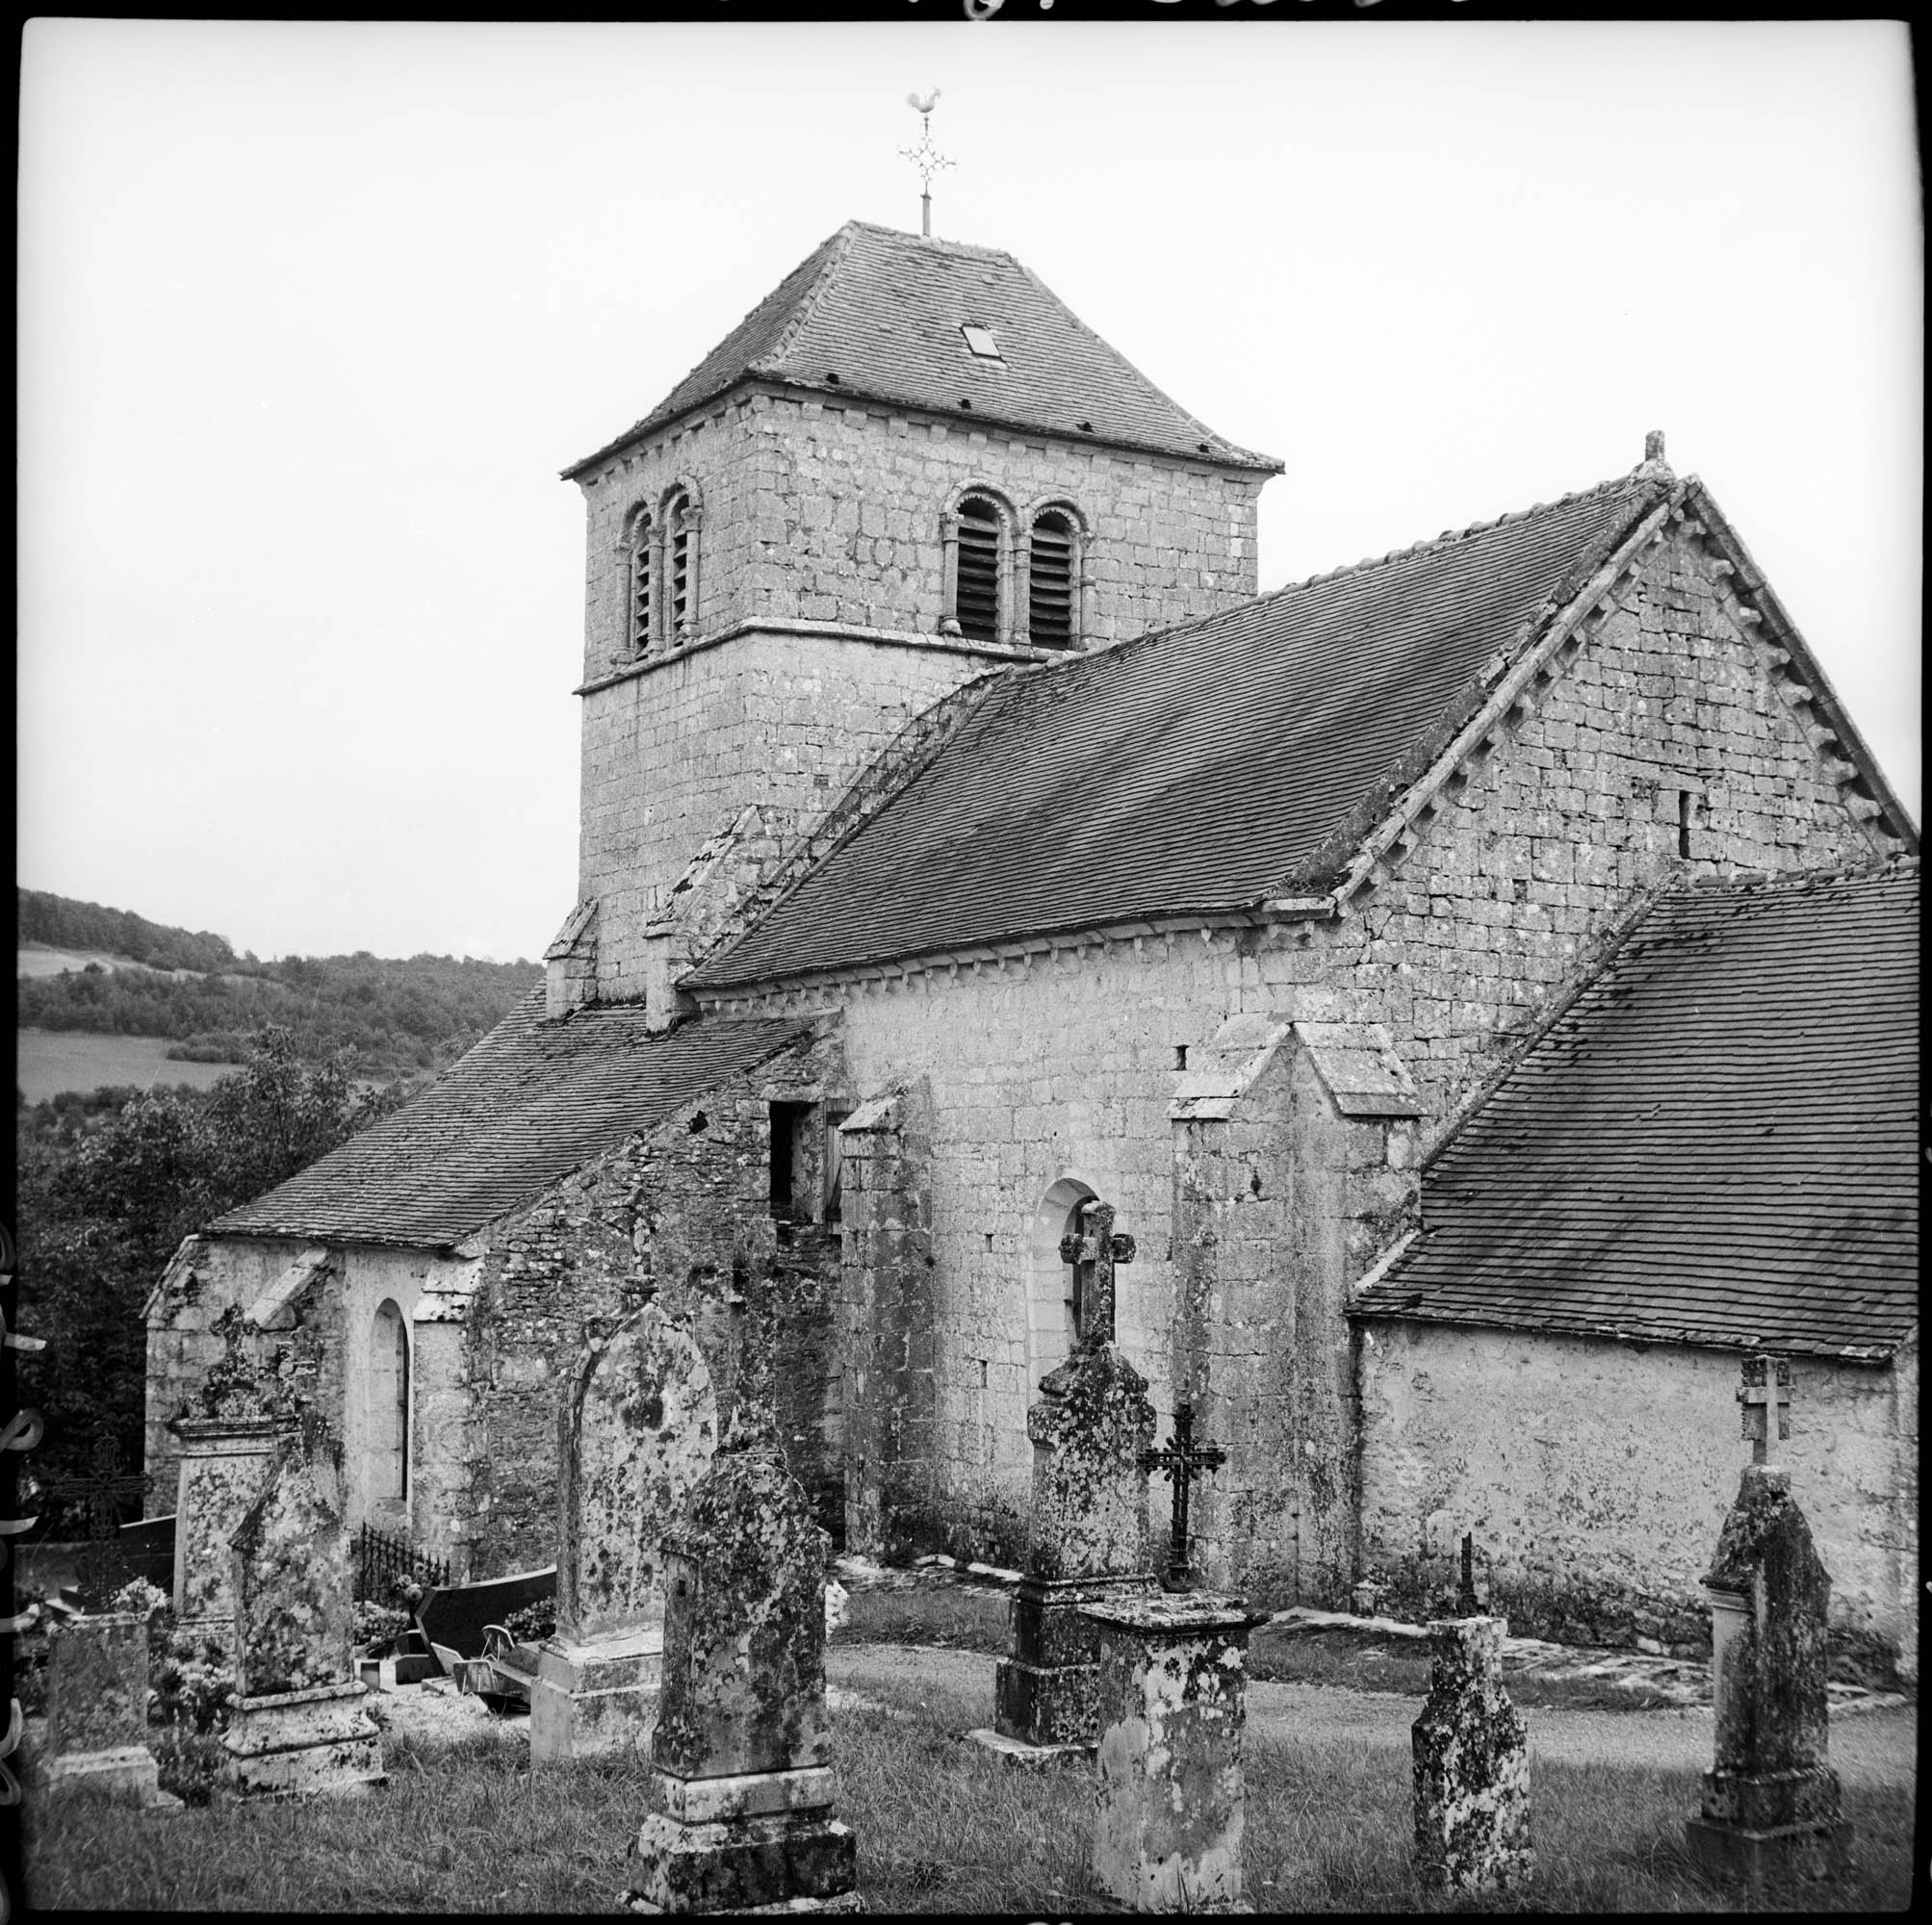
[
  {"xmin": 372, "ymin": 1299, "xmax": 409, "ymax": 1502},
  {"xmin": 954, "ymin": 495, "xmax": 1002, "ymax": 644},
  {"xmin": 1029, "ymin": 509, "xmax": 1077, "ymax": 651},
  {"xmin": 665, "ymin": 490, "xmax": 697, "ymax": 643},
  {"xmin": 629, "ymin": 512, "xmax": 655, "ymax": 656}
]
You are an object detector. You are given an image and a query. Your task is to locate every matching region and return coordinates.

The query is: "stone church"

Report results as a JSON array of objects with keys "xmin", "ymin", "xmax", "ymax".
[{"xmin": 144, "ymin": 219, "xmax": 1919, "ymax": 1677}]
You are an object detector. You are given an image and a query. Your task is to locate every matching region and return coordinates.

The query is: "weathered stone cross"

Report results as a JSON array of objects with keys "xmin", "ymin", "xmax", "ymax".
[
  {"xmin": 1060, "ymin": 1198, "xmax": 1135, "ymax": 1350},
  {"xmin": 1139, "ymin": 1400, "xmax": 1227, "ymax": 1592},
  {"xmin": 1737, "ymin": 1354, "xmax": 1793, "ymax": 1464}
]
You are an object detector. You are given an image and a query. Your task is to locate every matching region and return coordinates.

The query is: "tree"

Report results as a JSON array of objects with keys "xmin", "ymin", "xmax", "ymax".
[{"xmin": 16, "ymin": 1028, "xmax": 405, "ymax": 1535}]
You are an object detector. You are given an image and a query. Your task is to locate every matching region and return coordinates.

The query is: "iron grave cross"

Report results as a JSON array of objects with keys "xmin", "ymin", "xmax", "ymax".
[
  {"xmin": 1060, "ymin": 1197, "xmax": 1135, "ymax": 1350},
  {"xmin": 1738, "ymin": 1354, "xmax": 1793, "ymax": 1465},
  {"xmin": 1140, "ymin": 1400, "xmax": 1227, "ymax": 1593}
]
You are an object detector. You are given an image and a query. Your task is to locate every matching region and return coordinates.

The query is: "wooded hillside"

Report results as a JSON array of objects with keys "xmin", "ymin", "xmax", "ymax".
[{"xmin": 17, "ymin": 889, "xmax": 540, "ymax": 1081}]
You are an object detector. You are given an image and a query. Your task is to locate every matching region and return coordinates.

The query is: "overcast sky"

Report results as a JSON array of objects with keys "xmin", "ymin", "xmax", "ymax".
[{"xmin": 18, "ymin": 17, "xmax": 1920, "ymax": 963}]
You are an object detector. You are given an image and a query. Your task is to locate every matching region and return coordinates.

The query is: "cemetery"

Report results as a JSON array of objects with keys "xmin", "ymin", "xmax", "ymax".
[{"xmin": 11, "ymin": 1270, "xmax": 1917, "ymax": 1912}]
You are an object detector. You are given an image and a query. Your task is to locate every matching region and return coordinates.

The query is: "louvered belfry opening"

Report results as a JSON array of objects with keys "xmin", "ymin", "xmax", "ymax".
[
  {"xmin": 630, "ymin": 514, "xmax": 654, "ymax": 654},
  {"xmin": 956, "ymin": 495, "xmax": 1001, "ymax": 643},
  {"xmin": 1029, "ymin": 510, "xmax": 1076, "ymax": 650},
  {"xmin": 667, "ymin": 491, "xmax": 693, "ymax": 640}
]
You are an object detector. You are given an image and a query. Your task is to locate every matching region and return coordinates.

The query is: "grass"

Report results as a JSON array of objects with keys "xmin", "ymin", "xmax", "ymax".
[
  {"xmin": 22, "ymin": 1675, "xmax": 1912, "ymax": 1913},
  {"xmin": 15, "ymin": 1025, "xmax": 240, "ymax": 1101}
]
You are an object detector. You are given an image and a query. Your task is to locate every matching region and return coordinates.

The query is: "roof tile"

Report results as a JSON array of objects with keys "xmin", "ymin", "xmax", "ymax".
[
  {"xmin": 692, "ymin": 472, "xmax": 1666, "ymax": 988},
  {"xmin": 1355, "ymin": 863, "xmax": 1919, "ymax": 1357},
  {"xmin": 565, "ymin": 220, "xmax": 1277, "ymax": 476},
  {"xmin": 211, "ymin": 994, "xmax": 809, "ymax": 1249}
]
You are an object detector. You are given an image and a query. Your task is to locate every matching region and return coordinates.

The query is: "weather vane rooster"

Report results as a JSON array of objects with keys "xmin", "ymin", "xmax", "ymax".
[{"xmin": 901, "ymin": 90, "xmax": 954, "ymax": 239}]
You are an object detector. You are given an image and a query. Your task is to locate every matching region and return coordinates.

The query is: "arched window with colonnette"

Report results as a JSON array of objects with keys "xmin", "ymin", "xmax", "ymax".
[
  {"xmin": 1024, "ymin": 500, "xmax": 1087, "ymax": 652},
  {"xmin": 940, "ymin": 485, "xmax": 1017, "ymax": 646}
]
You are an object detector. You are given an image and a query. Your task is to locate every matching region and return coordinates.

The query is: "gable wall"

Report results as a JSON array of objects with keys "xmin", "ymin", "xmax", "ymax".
[
  {"xmin": 1356, "ymin": 1322, "xmax": 1919, "ymax": 1680},
  {"xmin": 1278, "ymin": 527, "xmax": 1879, "ymax": 1124},
  {"xmin": 144, "ymin": 1237, "xmax": 340, "ymax": 1498}
]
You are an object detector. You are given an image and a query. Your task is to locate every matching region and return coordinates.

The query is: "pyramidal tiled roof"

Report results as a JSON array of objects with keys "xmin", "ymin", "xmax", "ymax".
[
  {"xmin": 564, "ymin": 220, "xmax": 1277, "ymax": 476},
  {"xmin": 691, "ymin": 470, "xmax": 1669, "ymax": 990},
  {"xmin": 1355, "ymin": 862, "xmax": 1920, "ymax": 1358},
  {"xmin": 211, "ymin": 994, "xmax": 809, "ymax": 1250}
]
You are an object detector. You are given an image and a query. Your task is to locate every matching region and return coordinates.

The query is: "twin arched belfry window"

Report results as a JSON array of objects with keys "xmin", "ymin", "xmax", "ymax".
[
  {"xmin": 626, "ymin": 486, "xmax": 701, "ymax": 658},
  {"xmin": 947, "ymin": 493, "xmax": 1084, "ymax": 652}
]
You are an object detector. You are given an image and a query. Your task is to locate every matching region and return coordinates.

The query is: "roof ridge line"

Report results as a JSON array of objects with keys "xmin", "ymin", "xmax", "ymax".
[
  {"xmin": 846, "ymin": 218, "xmax": 1019, "ymax": 265},
  {"xmin": 1292, "ymin": 468, "xmax": 1661, "ymax": 594}
]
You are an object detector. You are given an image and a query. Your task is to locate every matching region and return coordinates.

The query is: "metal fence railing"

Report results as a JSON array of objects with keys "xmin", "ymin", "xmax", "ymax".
[{"xmin": 353, "ymin": 1521, "xmax": 450, "ymax": 1603}]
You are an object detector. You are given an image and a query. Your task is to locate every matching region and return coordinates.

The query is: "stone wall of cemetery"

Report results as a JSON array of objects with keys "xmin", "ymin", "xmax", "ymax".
[
  {"xmin": 1356, "ymin": 1322, "xmax": 1919, "ymax": 1681},
  {"xmin": 455, "ymin": 1033, "xmax": 847, "ymax": 1582}
]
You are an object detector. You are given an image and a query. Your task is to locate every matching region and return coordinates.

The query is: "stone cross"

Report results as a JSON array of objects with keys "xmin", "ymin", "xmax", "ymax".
[
  {"xmin": 1738, "ymin": 1355, "xmax": 1792, "ymax": 1464},
  {"xmin": 1061, "ymin": 1197, "xmax": 1136, "ymax": 1350},
  {"xmin": 1139, "ymin": 1400, "xmax": 1226, "ymax": 1592}
]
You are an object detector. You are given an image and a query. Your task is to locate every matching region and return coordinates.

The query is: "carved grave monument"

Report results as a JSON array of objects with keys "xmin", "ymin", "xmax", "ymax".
[
  {"xmin": 974, "ymin": 1197, "xmax": 1158, "ymax": 1761},
  {"xmin": 531, "ymin": 1299, "xmax": 718, "ymax": 1763}
]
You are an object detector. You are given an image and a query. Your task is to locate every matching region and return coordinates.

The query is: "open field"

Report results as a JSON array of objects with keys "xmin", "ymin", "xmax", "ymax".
[
  {"xmin": 18, "ymin": 943, "xmax": 182, "ymax": 978},
  {"xmin": 15, "ymin": 1026, "xmax": 242, "ymax": 1102}
]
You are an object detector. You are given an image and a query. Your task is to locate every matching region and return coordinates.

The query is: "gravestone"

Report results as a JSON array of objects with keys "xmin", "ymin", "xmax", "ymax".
[
  {"xmin": 1082, "ymin": 1593, "xmax": 1267, "ymax": 1912},
  {"xmin": 531, "ymin": 1299, "xmax": 718, "ymax": 1762},
  {"xmin": 219, "ymin": 1428, "xmax": 384, "ymax": 1799},
  {"xmin": 51, "ymin": 1437, "xmax": 152, "ymax": 1608},
  {"xmin": 623, "ymin": 1280, "xmax": 858, "ymax": 1913},
  {"xmin": 975, "ymin": 1198, "xmax": 1158, "ymax": 1761},
  {"xmin": 170, "ymin": 1305, "xmax": 297, "ymax": 1638},
  {"xmin": 1411, "ymin": 1616, "xmax": 1534, "ymax": 1894},
  {"xmin": 42, "ymin": 1611, "xmax": 179, "ymax": 1809},
  {"xmin": 1684, "ymin": 1462, "xmax": 1850, "ymax": 1884}
]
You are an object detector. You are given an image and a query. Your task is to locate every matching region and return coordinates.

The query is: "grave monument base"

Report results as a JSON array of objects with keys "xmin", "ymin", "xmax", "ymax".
[
  {"xmin": 530, "ymin": 1625, "xmax": 663, "ymax": 1763},
  {"xmin": 989, "ymin": 1570, "xmax": 1158, "ymax": 1751},
  {"xmin": 45, "ymin": 1744, "xmax": 183, "ymax": 1811},
  {"xmin": 1685, "ymin": 1811, "xmax": 1854, "ymax": 1885},
  {"xmin": 624, "ymin": 1767, "xmax": 858, "ymax": 1913},
  {"xmin": 219, "ymin": 1679, "xmax": 386, "ymax": 1799}
]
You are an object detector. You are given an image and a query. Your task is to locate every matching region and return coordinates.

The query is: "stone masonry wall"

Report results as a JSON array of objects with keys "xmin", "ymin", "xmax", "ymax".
[
  {"xmin": 1356, "ymin": 1322, "xmax": 1919, "ymax": 1681},
  {"xmin": 700, "ymin": 520, "xmax": 1880, "ymax": 1597},
  {"xmin": 1321, "ymin": 531, "xmax": 1883, "ymax": 1125},
  {"xmin": 144, "ymin": 1237, "xmax": 340, "ymax": 1501},
  {"xmin": 571, "ymin": 388, "xmax": 1267, "ymax": 999},
  {"xmin": 572, "ymin": 388, "xmax": 1265, "ymax": 673},
  {"xmin": 579, "ymin": 630, "xmax": 983, "ymax": 1000},
  {"xmin": 457, "ymin": 1033, "xmax": 846, "ymax": 1579}
]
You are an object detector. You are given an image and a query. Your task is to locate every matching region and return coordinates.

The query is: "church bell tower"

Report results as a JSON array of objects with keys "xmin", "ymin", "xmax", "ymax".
[{"xmin": 551, "ymin": 219, "xmax": 1280, "ymax": 1023}]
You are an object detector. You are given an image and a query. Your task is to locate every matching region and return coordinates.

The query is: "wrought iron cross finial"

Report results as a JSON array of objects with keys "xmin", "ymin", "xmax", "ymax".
[
  {"xmin": 901, "ymin": 90, "xmax": 954, "ymax": 239},
  {"xmin": 1738, "ymin": 1354, "xmax": 1793, "ymax": 1465},
  {"xmin": 1140, "ymin": 1400, "xmax": 1227, "ymax": 1592}
]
